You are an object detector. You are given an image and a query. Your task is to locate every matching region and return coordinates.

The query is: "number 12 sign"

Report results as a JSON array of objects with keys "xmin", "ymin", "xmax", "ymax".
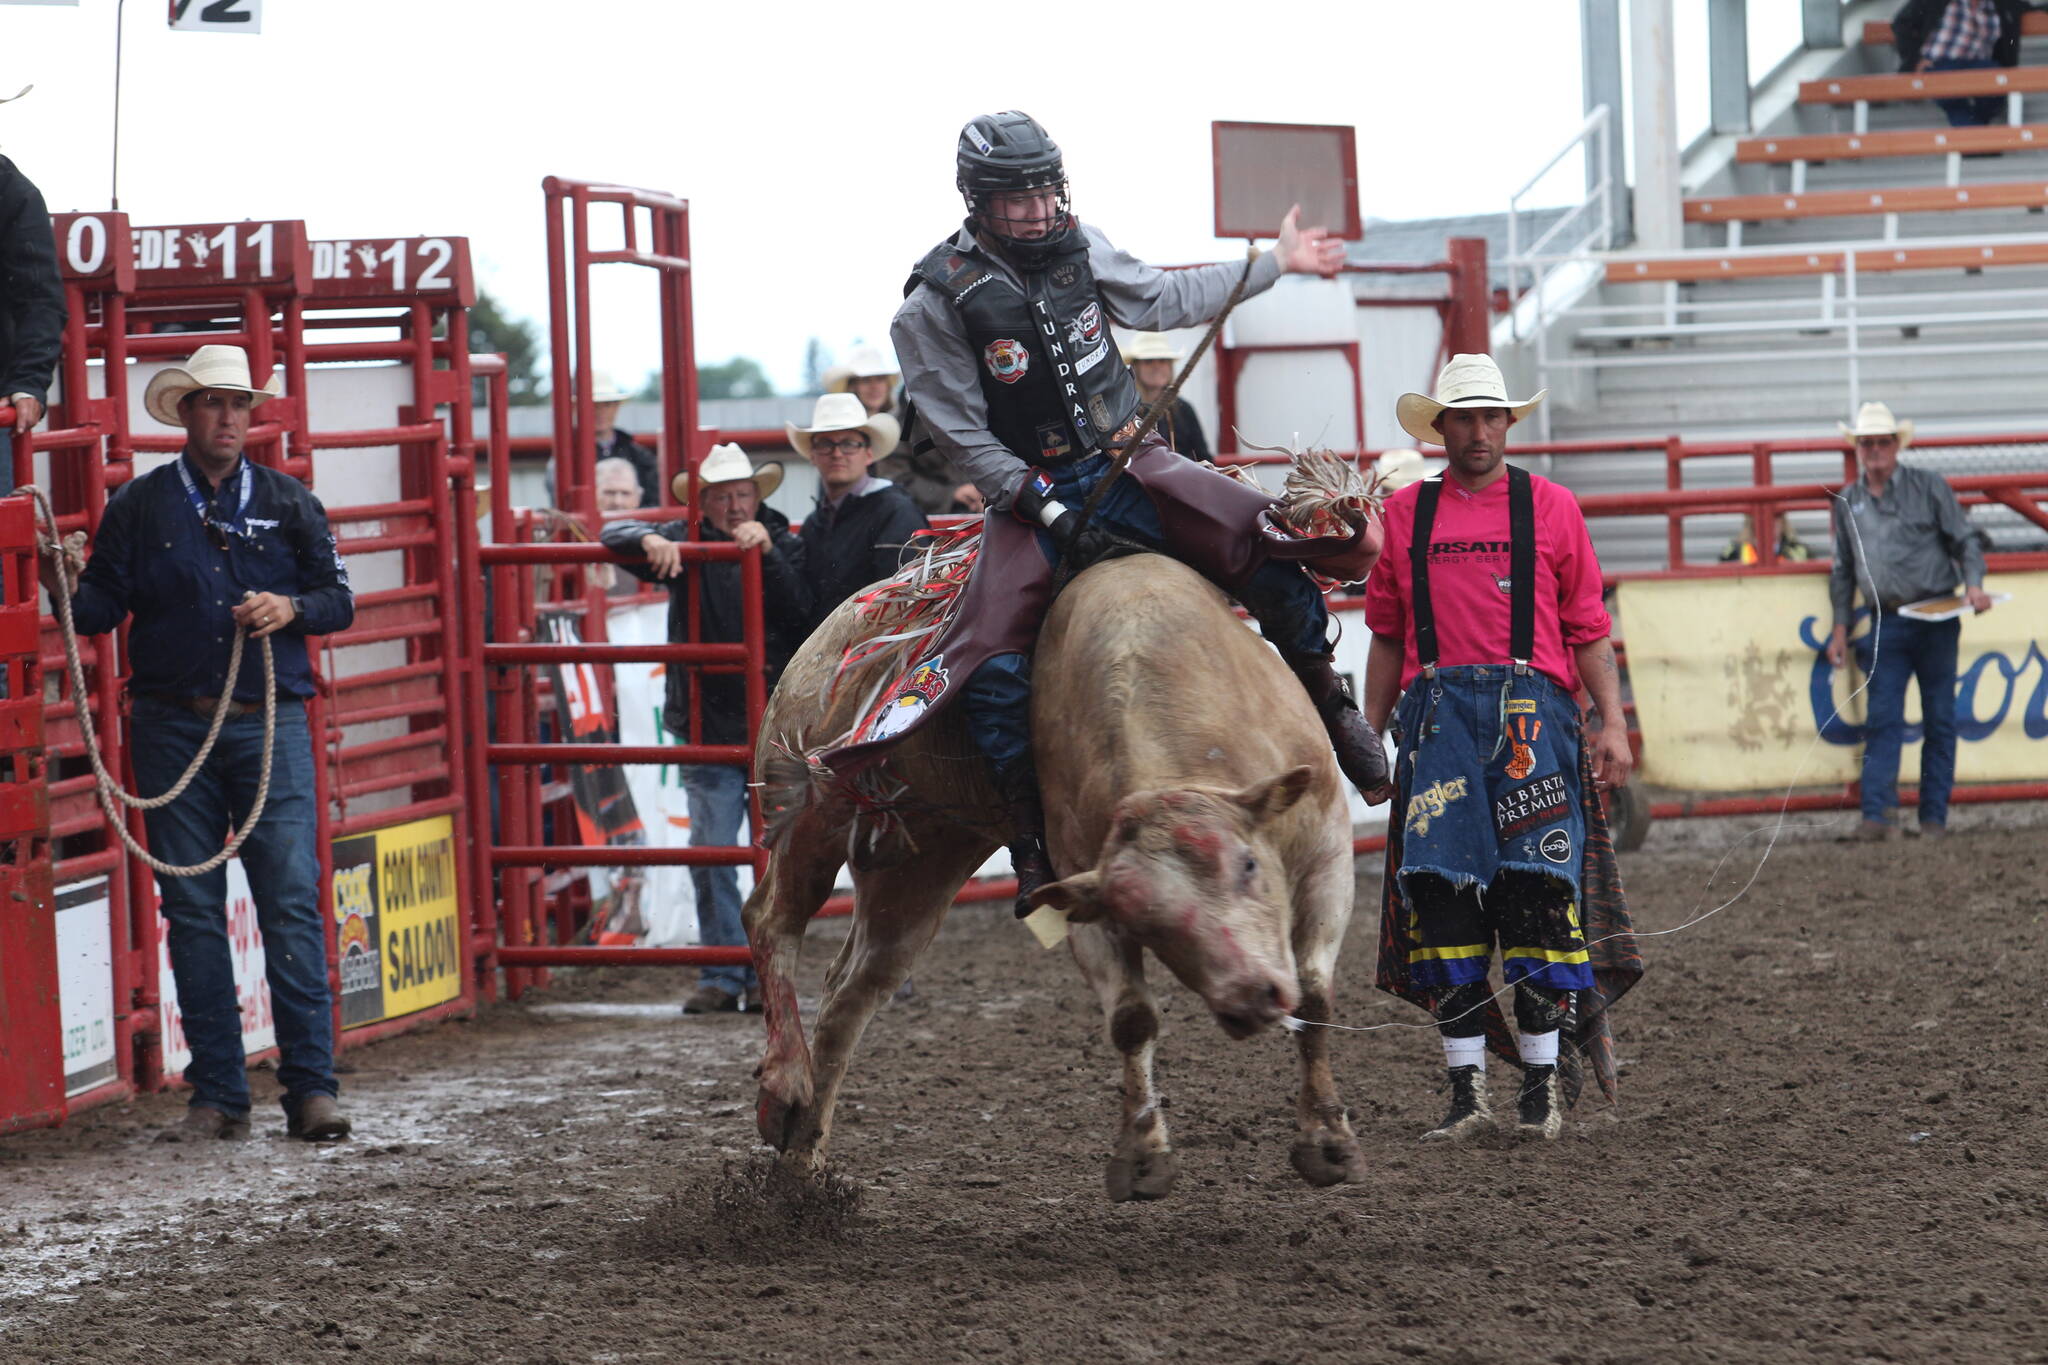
[{"xmin": 168, "ymin": 0, "xmax": 261, "ymax": 33}]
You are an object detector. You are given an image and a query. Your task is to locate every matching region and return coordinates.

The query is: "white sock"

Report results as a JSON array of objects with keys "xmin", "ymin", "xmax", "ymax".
[
  {"xmin": 1442, "ymin": 1034, "xmax": 1487, "ymax": 1071},
  {"xmin": 1518, "ymin": 1029, "xmax": 1559, "ymax": 1068}
]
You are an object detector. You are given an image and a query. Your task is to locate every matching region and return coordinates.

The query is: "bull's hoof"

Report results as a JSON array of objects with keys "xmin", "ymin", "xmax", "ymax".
[
  {"xmin": 755, "ymin": 1083, "xmax": 814, "ymax": 1151},
  {"xmin": 1289, "ymin": 1133, "xmax": 1368, "ymax": 1187},
  {"xmin": 1105, "ymin": 1147, "xmax": 1178, "ymax": 1202}
]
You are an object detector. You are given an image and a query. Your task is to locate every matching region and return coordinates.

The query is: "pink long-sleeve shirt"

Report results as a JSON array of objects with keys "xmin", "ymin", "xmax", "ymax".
[{"xmin": 1363, "ymin": 469, "xmax": 1612, "ymax": 693}]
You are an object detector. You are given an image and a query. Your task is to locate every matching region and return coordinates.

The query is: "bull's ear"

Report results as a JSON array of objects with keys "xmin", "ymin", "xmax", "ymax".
[
  {"xmin": 1028, "ymin": 870, "xmax": 1106, "ymax": 924},
  {"xmin": 1231, "ymin": 765, "xmax": 1316, "ymax": 823}
]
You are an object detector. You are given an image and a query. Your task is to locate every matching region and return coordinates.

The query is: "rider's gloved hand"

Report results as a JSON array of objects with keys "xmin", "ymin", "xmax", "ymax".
[{"xmin": 1013, "ymin": 470, "xmax": 1114, "ymax": 561}]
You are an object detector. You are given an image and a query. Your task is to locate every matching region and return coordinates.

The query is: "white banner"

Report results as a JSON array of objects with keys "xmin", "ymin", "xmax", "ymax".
[
  {"xmin": 168, "ymin": 0, "xmax": 260, "ymax": 33},
  {"xmin": 607, "ymin": 602, "xmax": 711, "ymax": 946},
  {"xmin": 157, "ymin": 859, "xmax": 276, "ymax": 1079},
  {"xmin": 55, "ymin": 878, "xmax": 117, "ymax": 1096}
]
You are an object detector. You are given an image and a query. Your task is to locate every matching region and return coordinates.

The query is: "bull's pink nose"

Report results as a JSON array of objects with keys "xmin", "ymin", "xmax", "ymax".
[{"xmin": 1212, "ymin": 976, "xmax": 1296, "ymax": 1038}]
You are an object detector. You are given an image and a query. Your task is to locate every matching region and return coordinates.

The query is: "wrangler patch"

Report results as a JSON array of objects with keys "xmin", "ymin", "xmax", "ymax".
[
  {"xmin": 1505, "ymin": 698, "xmax": 1537, "ymax": 714},
  {"xmin": 1494, "ymin": 773, "xmax": 1569, "ymax": 839},
  {"xmin": 1405, "ymin": 776, "xmax": 1469, "ymax": 838}
]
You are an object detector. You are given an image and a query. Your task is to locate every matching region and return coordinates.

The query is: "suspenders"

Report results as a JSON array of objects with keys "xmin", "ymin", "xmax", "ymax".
[{"xmin": 1408, "ymin": 464, "xmax": 1537, "ymax": 678}]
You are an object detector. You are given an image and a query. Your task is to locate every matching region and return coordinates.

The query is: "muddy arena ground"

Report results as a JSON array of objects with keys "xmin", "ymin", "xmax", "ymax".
[{"xmin": 4, "ymin": 805, "xmax": 2045, "ymax": 1365}]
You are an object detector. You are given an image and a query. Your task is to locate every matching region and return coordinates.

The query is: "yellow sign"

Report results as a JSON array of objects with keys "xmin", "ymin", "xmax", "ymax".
[
  {"xmin": 1616, "ymin": 571, "xmax": 2048, "ymax": 792},
  {"xmin": 333, "ymin": 814, "xmax": 463, "ymax": 1028}
]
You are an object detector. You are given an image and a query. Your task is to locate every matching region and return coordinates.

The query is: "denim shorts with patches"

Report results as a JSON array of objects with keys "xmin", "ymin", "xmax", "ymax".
[{"xmin": 1391, "ymin": 664, "xmax": 1592, "ymax": 991}]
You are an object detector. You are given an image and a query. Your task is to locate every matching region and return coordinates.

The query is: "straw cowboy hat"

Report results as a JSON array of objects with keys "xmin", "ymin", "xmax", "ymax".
[
  {"xmin": 1394, "ymin": 353, "xmax": 1547, "ymax": 447},
  {"xmin": 588, "ymin": 371, "xmax": 635, "ymax": 405},
  {"xmin": 1839, "ymin": 401, "xmax": 1913, "ymax": 448},
  {"xmin": 1122, "ymin": 333, "xmax": 1185, "ymax": 363},
  {"xmin": 669, "ymin": 442, "xmax": 784, "ymax": 504},
  {"xmin": 786, "ymin": 391, "xmax": 900, "ymax": 460},
  {"xmin": 823, "ymin": 344, "xmax": 899, "ymax": 395},
  {"xmin": 142, "ymin": 344, "xmax": 283, "ymax": 427},
  {"xmin": 1370, "ymin": 448, "xmax": 1443, "ymax": 492}
]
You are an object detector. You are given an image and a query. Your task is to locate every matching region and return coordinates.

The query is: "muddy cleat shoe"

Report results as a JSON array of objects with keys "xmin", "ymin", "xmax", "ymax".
[
  {"xmin": 286, "ymin": 1094, "xmax": 352, "ymax": 1143},
  {"xmin": 158, "ymin": 1105, "xmax": 250, "ymax": 1143},
  {"xmin": 683, "ymin": 984, "xmax": 740, "ymax": 1015},
  {"xmin": 1420, "ymin": 1065, "xmax": 1491, "ymax": 1141},
  {"xmin": 1517, "ymin": 1064, "xmax": 1563, "ymax": 1140},
  {"xmin": 1287, "ymin": 656, "xmax": 1390, "ymax": 792}
]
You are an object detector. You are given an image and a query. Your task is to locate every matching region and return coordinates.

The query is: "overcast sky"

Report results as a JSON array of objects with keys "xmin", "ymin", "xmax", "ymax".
[{"xmin": 5, "ymin": 1, "xmax": 1805, "ymax": 393}]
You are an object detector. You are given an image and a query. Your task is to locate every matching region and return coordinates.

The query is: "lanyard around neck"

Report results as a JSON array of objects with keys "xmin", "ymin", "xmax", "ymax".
[{"xmin": 177, "ymin": 457, "xmax": 252, "ymax": 538}]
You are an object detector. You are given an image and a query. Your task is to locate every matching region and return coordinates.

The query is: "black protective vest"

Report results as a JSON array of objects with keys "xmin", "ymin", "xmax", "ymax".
[{"xmin": 910, "ymin": 232, "xmax": 1142, "ymax": 465}]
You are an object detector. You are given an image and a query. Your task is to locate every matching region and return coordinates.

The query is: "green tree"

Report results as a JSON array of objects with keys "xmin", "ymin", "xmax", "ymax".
[
  {"xmin": 465, "ymin": 290, "xmax": 547, "ymax": 406},
  {"xmin": 698, "ymin": 357, "xmax": 774, "ymax": 401}
]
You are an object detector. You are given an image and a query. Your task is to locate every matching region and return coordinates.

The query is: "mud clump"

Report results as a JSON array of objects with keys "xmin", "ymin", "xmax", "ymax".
[{"xmin": 628, "ymin": 1154, "xmax": 865, "ymax": 1261}]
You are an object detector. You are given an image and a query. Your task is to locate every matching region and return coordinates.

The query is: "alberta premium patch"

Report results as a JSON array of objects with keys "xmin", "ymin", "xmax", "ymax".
[
  {"xmin": 983, "ymin": 338, "xmax": 1030, "ymax": 384},
  {"xmin": 1494, "ymin": 772, "xmax": 1569, "ymax": 839}
]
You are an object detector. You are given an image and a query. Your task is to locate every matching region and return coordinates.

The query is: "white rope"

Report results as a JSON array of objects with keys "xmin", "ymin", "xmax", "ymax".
[{"xmin": 19, "ymin": 484, "xmax": 277, "ymax": 879}]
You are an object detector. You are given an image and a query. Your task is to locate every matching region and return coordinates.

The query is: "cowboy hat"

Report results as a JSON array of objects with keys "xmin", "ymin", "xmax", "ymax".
[
  {"xmin": 823, "ymin": 343, "xmax": 900, "ymax": 395},
  {"xmin": 1394, "ymin": 353, "xmax": 1547, "ymax": 447},
  {"xmin": 786, "ymin": 392, "xmax": 900, "ymax": 460},
  {"xmin": 1370, "ymin": 448, "xmax": 1443, "ymax": 492},
  {"xmin": 142, "ymin": 345, "xmax": 284, "ymax": 427},
  {"xmin": 669, "ymin": 442, "xmax": 785, "ymax": 504},
  {"xmin": 588, "ymin": 371, "xmax": 635, "ymax": 405},
  {"xmin": 1838, "ymin": 401, "xmax": 1913, "ymax": 448},
  {"xmin": 1121, "ymin": 332, "xmax": 1185, "ymax": 363}
]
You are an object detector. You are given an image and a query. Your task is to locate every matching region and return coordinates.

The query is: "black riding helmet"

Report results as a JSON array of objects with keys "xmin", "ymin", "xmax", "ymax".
[{"xmin": 957, "ymin": 111, "xmax": 1075, "ymax": 265}]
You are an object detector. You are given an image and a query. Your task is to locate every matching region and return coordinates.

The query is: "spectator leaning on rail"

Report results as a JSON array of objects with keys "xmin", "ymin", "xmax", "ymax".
[
  {"xmin": 1825, "ymin": 402, "xmax": 1993, "ymax": 842},
  {"xmin": 835, "ymin": 342, "xmax": 974, "ymax": 516},
  {"xmin": 1122, "ymin": 333, "xmax": 1211, "ymax": 464},
  {"xmin": 2, "ymin": 115, "xmax": 66, "ymax": 436},
  {"xmin": 1360, "ymin": 354, "xmax": 1633, "ymax": 1143},
  {"xmin": 601, "ymin": 444, "xmax": 813, "ymax": 1013},
  {"xmin": 789, "ymin": 391, "xmax": 930, "ymax": 625},
  {"xmin": 44, "ymin": 345, "xmax": 356, "ymax": 1142},
  {"xmin": 1892, "ymin": 0, "xmax": 2035, "ymax": 127}
]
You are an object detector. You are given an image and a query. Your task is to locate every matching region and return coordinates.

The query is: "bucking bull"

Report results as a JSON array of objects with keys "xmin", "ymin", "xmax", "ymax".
[{"xmin": 746, "ymin": 549, "xmax": 1369, "ymax": 1201}]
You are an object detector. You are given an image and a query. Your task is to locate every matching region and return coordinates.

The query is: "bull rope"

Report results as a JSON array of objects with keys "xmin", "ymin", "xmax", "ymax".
[
  {"xmin": 1283, "ymin": 485, "xmax": 1894, "ymax": 1041},
  {"xmin": 18, "ymin": 484, "xmax": 278, "ymax": 879}
]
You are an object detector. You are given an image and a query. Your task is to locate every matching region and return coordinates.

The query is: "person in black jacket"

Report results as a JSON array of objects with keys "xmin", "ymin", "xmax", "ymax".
[
  {"xmin": 788, "ymin": 392, "xmax": 930, "ymax": 626},
  {"xmin": 2, "ymin": 147, "xmax": 66, "ymax": 434},
  {"xmin": 1892, "ymin": 0, "xmax": 2038, "ymax": 125},
  {"xmin": 602, "ymin": 445, "xmax": 812, "ymax": 1013}
]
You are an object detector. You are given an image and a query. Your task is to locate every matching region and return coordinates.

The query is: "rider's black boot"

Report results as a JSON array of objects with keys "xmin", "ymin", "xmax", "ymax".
[
  {"xmin": 996, "ymin": 763, "xmax": 1055, "ymax": 919},
  {"xmin": 1286, "ymin": 654, "xmax": 1390, "ymax": 792}
]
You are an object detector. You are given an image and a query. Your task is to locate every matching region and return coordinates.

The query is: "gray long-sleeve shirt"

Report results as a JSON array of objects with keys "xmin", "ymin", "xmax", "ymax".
[
  {"xmin": 891, "ymin": 223, "xmax": 1282, "ymax": 511},
  {"xmin": 1828, "ymin": 463, "xmax": 1987, "ymax": 626}
]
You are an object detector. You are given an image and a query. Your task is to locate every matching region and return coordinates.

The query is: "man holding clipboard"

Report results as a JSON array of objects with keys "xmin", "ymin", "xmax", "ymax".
[{"xmin": 1824, "ymin": 402, "xmax": 1995, "ymax": 841}]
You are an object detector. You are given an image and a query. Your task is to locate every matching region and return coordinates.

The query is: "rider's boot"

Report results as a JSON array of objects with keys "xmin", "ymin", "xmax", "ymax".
[
  {"xmin": 1285, "ymin": 653, "xmax": 1390, "ymax": 792},
  {"xmin": 996, "ymin": 762, "xmax": 1055, "ymax": 918}
]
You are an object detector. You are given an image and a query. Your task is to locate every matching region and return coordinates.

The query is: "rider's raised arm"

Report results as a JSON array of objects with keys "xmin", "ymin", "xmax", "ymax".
[
  {"xmin": 892, "ymin": 286, "xmax": 1032, "ymax": 513},
  {"xmin": 1085, "ymin": 223, "xmax": 1282, "ymax": 333}
]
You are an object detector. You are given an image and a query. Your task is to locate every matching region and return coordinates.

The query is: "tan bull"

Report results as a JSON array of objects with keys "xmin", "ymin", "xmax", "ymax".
[{"xmin": 745, "ymin": 553, "xmax": 1367, "ymax": 1200}]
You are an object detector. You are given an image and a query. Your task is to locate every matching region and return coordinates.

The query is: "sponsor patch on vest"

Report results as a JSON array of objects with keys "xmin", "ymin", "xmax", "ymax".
[
  {"xmin": 1088, "ymin": 394, "xmax": 1115, "ymax": 432},
  {"xmin": 1067, "ymin": 302, "xmax": 1103, "ymax": 348},
  {"xmin": 983, "ymin": 338, "xmax": 1030, "ymax": 384},
  {"xmin": 1494, "ymin": 772, "xmax": 1569, "ymax": 839},
  {"xmin": 1051, "ymin": 262, "xmax": 1080, "ymax": 288},
  {"xmin": 1035, "ymin": 423, "xmax": 1073, "ymax": 462},
  {"xmin": 1539, "ymin": 828, "xmax": 1573, "ymax": 864},
  {"xmin": 1073, "ymin": 341, "xmax": 1109, "ymax": 377}
]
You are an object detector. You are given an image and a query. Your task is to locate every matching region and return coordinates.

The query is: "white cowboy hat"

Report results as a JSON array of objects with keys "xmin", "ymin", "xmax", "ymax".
[
  {"xmin": 588, "ymin": 371, "xmax": 634, "ymax": 405},
  {"xmin": 786, "ymin": 391, "xmax": 900, "ymax": 460},
  {"xmin": 1121, "ymin": 333, "xmax": 1185, "ymax": 363},
  {"xmin": 1370, "ymin": 448, "xmax": 1443, "ymax": 492},
  {"xmin": 142, "ymin": 345, "xmax": 284, "ymax": 427},
  {"xmin": 823, "ymin": 343, "xmax": 900, "ymax": 394},
  {"xmin": 1394, "ymin": 353, "xmax": 1547, "ymax": 448},
  {"xmin": 1839, "ymin": 401, "xmax": 1914, "ymax": 448},
  {"xmin": 670, "ymin": 442, "xmax": 784, "ymax": 504}
]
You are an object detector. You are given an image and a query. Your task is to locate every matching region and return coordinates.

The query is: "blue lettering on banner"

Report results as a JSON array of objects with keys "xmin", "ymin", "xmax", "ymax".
[{"xmin": 1799, "ymin": 612, "xmax": 2048, "ymax": 745}]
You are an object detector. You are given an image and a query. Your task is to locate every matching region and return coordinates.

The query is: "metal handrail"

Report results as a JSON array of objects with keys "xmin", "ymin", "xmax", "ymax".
[{"xmin": 1505, "ymin": 103, "xmax": 1614, "ymax": 299}]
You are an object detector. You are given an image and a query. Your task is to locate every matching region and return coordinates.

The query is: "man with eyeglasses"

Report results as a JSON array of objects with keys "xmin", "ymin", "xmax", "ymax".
[
  {"xmin": 788, "ymin": 391, "xmax": 929, "ymax": 625},
  {"xmin": 52, "ymin": 345, "xmax": 356, "ymax": 1144}
]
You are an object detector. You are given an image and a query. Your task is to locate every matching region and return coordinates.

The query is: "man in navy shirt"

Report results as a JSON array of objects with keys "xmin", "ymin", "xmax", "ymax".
[{"xmin": 52, "ymin": 345, "xmax": 355, "ymax": 1141}]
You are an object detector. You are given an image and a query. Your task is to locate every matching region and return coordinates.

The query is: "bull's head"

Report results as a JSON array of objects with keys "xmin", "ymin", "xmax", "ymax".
[{"xmin": 1028, "ymin": 766, "xmax": 1312, "ymax": 1039}]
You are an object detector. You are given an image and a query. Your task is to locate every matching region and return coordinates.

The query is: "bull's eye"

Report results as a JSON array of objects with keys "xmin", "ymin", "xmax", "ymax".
[{"xmin": 1239, "ymin": 854, "xmax": 1258, "ymax": 888}]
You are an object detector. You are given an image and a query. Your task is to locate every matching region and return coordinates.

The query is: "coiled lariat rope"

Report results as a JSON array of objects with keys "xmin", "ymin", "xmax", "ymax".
[{"xmin": 18, "ymin": 484, "xmax": 276, "ymax": 878}]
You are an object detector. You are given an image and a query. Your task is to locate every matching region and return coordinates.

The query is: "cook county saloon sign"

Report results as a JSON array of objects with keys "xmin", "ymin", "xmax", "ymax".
[{"xmin": 332, "ymin": 814, "xmax": 464, "ymax": 1029}]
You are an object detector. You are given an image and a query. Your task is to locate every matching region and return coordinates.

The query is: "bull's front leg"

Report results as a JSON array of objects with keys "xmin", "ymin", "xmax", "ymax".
[
  {"xmin": 1286, "ymin": 849, "xmax": 1367, "ymax": 1187},
  {"xmin": 1070, "ymin": 923, "xmax": 1178, "ymax": 1201},
  {"xmin": 744, "ymin": 825, "xmax": 847, "ymax": 1156}
]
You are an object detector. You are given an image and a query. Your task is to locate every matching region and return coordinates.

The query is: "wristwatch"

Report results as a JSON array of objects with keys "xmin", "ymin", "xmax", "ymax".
[{"xmin": 289, "ymin": 596, "xmax": 306, "ymax": 627}]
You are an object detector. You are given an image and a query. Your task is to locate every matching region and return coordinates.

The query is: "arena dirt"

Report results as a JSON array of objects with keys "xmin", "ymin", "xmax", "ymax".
[{"xmin": 4, "ymin": 805, "xmax": 2046, "ymax": 1364}]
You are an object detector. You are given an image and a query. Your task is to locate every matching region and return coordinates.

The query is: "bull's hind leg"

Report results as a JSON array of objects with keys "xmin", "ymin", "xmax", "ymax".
[
  {"xmin": 1069, "ymin": 923, "xmax": 1178, "ymax": 1201},
  {"xmin": 1285, "ymin": 842, "xmax": 1368, "ymax": 1187},
  {"xmin": 745, "ymin": 808, "xmax": 851, "ymax": 1154},
  {"xmin": 779, "ymin": 835, "xmax": 992, "ymax": 1171}
]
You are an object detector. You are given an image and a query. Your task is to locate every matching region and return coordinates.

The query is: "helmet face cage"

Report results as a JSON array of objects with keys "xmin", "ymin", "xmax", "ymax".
[{"xmin": 961, "ymin": 175, "xmax": 1073, "ymax": 244}]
